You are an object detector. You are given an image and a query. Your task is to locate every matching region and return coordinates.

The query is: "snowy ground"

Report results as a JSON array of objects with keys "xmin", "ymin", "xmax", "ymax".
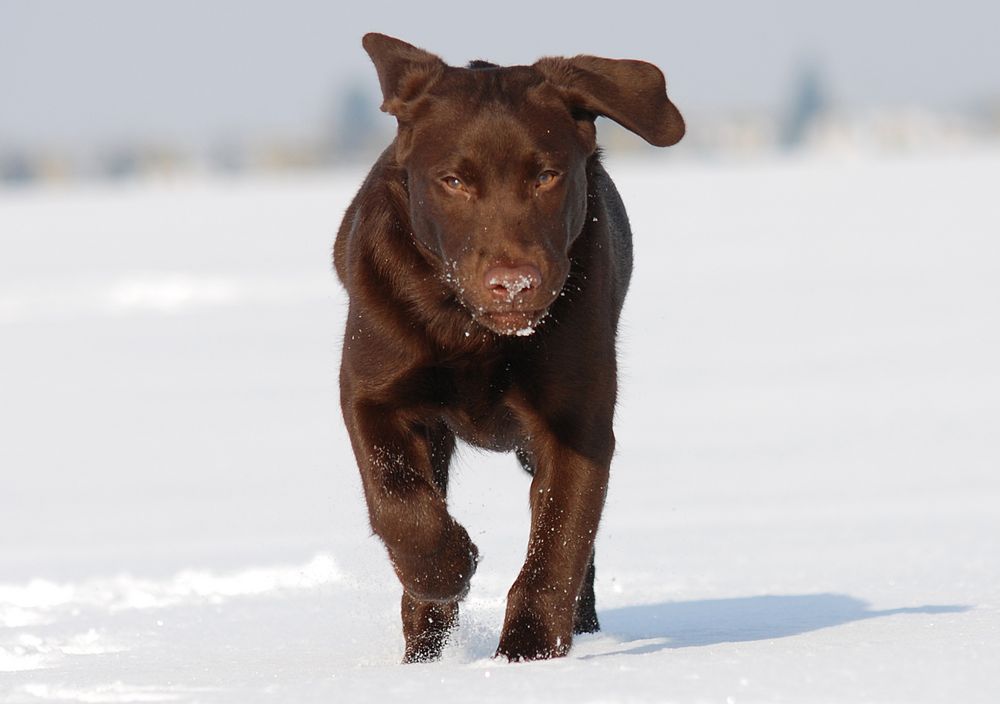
[{"xmin": 1, "ymin": 149, "xmax": 999, "ymax": 703}]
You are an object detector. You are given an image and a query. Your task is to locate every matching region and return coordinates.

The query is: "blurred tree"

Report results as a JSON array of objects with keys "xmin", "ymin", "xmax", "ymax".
[
  {"xmin": 0, "ymin": 152, "xmax": 37, "ymax": 185},
  {"xmin": 780, "ymin": 61, "xmax": 828, "ymax": 149},
  {"xmin": 332, "ymin": 82, "xmax": 381, "ymax": 160}
]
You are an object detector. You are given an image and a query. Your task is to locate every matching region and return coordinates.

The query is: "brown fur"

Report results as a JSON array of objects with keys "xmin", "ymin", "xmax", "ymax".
[{"xmin": 334, "ymin": 33, "xmax": 683, "ymax": 662}]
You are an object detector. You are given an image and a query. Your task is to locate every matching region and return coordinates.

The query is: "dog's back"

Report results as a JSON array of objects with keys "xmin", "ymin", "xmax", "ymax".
[{"xmin": 589, "ymin": 159, "xmax": 634, "ymax": 318}]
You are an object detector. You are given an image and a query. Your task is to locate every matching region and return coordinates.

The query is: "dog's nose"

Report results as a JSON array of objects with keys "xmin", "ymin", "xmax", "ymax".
[{"xmin": 484, "ymin": 265, "xmax": 543, "ymax": 302}]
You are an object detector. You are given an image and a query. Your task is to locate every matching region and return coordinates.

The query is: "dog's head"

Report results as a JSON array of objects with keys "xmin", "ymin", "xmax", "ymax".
[{"xmin": 363, "ymin": 33, "xmax": 684, "ymax": 336}]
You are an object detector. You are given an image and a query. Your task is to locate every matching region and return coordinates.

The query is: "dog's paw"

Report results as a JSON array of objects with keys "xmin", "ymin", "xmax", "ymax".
[
  {"xmin": 495, "ymin": 607, "xmax": 571, "ymax": 662},
  {"xmin": 402, "ymin": 620, "xmax": 453, "ymax": 663},
  {"xmin": 394, "ymin": 521, "xmax": 479, "ymax": 603},
  {"xmin": 401, "ymin": 593, "xmax": 459, "ymax": 663}
]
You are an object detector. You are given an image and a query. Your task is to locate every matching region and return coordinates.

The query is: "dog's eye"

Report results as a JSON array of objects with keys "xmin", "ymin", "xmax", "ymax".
[
  {"xmin": 536, "ymin": 171, "xmax": 560, "ymax": 188},
  {"xmin": 442, "ymin": 176, "xmax": 466, "ymax": 192}
]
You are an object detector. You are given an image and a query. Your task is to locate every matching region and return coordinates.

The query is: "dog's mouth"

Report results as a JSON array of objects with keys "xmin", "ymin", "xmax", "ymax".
[
  {"xmin": 443, "ymin": 267, "xmax": 563, "ymax": 338},
  {"xmin": 477, "ymin": 308, "xmax": 550, "ymax": 337}
]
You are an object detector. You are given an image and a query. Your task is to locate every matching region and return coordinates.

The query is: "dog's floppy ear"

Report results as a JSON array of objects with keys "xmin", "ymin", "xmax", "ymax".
[
  {"xmin": 534, "ymin": 55, "xmax": 685, "ymax": 147},
  {"xmin": 362, "ymin": 33, "xmax": 445, "ymax": 120}
]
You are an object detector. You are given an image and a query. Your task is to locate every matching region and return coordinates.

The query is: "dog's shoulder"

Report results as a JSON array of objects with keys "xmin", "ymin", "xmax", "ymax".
[{"xmin": 334, "ymin": 145, "xmax": 409, "ymax": 286}]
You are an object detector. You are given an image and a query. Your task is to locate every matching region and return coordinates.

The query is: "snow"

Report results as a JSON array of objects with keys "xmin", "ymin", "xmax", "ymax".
[
  {"xmin": 1, "ymin": 150, "xmax": 999, "ymax": 702},
  {"xmin": 487, "ymin": 273, "xmax": 534, "ymax": 301}
]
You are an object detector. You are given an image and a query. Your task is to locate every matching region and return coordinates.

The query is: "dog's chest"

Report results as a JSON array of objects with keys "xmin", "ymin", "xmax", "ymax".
[{"xmin": 435, "ymin": 361, "xmax": 524, "ymax": 452}]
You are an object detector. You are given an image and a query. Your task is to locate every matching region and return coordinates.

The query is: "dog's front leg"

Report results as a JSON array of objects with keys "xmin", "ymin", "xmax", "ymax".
[
  {"xmin": 496, "ymin": 434, "xmax": 611, "ymax": 661},
  {"xmin": 344, "ymin": 400, "xmax": 477, "ymax": 660}
]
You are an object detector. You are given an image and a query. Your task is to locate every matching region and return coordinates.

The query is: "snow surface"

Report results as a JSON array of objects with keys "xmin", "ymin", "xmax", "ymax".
[{"xmin": 1, "ymin": 150, "xmax": 999, "ymax": 702}]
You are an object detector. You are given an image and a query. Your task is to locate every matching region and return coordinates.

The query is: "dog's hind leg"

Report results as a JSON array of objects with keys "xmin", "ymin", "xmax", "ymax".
[{"xmin": 572, "ymin": 548, "xmax": 600, "ymax": 634}]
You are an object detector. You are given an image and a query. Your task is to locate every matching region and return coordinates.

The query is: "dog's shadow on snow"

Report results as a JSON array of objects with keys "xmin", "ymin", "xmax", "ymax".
[{"xmin": 584, "ymin": 594, "xmax": 969, "ymax": 657}]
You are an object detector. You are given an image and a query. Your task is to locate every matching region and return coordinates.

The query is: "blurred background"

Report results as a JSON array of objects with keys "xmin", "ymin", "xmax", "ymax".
[{"xmin": 2, "ymin": 0, "xmax": 999, "ymax": 182}]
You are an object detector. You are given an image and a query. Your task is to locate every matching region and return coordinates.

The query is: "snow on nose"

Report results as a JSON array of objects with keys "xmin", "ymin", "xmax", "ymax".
[{"xmin": 484, "ymin": 265, "xmax": 542, "ymax": 303}]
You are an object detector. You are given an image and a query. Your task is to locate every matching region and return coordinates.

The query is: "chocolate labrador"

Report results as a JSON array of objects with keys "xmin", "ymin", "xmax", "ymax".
[{"xmin": 334, "ymin": 33, "xmax": 683, "ymax": 662}]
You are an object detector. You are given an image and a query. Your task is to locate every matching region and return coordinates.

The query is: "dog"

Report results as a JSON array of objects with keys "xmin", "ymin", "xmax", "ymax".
[{"xmin": 334, "ymin": 33, "xmax": 683, "ymax": 662}]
